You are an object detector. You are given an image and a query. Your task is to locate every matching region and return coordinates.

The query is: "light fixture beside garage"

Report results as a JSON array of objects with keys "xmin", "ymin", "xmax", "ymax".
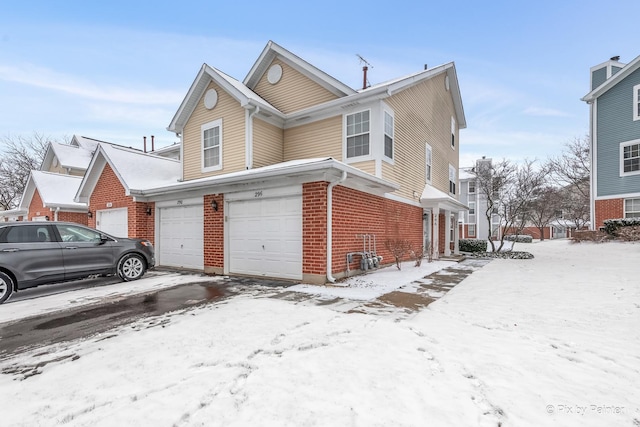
[
  {"xmin": 87, "ymin": 211, "xmax": 93, "ymax": 218},
  {"xmin": 146, "ymin": 206, "xmax": 152, "ymax": 216},
  {"xmin": 211, "ymin": 200, "xmax": 218, "ymax": 211}
]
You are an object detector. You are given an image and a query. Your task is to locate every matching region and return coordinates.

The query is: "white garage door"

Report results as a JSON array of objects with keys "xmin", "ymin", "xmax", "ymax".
[
  {"xmin": 229, "ymin": 195, "xmax": 302, "ymax": 280},
  {"xmin": 97, "ymin": 208, "xmax": 128, "ymax": 237},
  {"xmin": 158, "ymin": 204, "xmax": 203, "ymax": 270}
]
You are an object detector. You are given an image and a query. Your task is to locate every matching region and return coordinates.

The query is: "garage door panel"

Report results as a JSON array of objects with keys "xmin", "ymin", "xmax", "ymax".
[
  {"xmin": 159, "ymin": 204, "xmax": 203, "ymax": 270},
  {"xmin": 229, "ymin": 195, "xmax": 302, "ymax": 280},
  {"xmin": 96, "ymin": 208, "xmax": 128, "ymax": 238}
]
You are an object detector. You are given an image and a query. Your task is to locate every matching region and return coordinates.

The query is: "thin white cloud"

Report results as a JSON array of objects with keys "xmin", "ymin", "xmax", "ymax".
[
  {"xmin": 523, "ymin": 106, "xmax": 573, "ymax": 117},
  {"xmin": 0, "ymin": 63, "xmax": 183, "ymax": 105}
]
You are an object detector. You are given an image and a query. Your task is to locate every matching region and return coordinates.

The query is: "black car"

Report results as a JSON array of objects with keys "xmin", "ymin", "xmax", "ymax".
[{"xmin": 0, "ymin": 222, "xmax": 155, "ymax": 304}]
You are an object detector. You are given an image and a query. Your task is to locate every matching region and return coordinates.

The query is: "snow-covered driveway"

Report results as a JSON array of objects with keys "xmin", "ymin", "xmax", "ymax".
[{"xmin": 1, "ymin": 239, "xmax": 639, "ymax": 426}]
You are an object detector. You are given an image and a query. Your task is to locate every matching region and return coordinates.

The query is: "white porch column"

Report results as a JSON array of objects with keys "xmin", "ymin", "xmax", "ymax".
[
  {"xmin": 432, "ymin": 209, "xmax": 439, "ymax": 259},
  {"xmin": 444, "ymin": 209, "xmax": 451, "ymax": 256},
  {"xmin": 454, "ymin": 211, "xmax": 461, "ymax": 255}
]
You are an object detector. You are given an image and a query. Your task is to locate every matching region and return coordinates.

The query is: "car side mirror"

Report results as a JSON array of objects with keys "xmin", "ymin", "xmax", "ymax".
[{"xmin": 99, "ymin": 234, "xmax": 110, "ymax": 244}]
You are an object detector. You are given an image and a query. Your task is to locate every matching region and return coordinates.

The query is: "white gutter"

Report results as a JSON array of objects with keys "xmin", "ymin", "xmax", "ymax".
[
  {"xmin": 326, "ymin": 171, "xmax": 347, "ymax": 283},
  {"xmin": 246, "ymin": 106, "xmax": 260, "ymax": 169}
]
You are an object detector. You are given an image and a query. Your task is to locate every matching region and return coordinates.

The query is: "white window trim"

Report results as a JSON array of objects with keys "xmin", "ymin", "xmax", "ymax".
[
  {"xmin": 468, "ymin": 201, "xmax": 475, "ymax": 219},
  {"xmin": 343, "ymin": 109, "xmax": 373, "ymax": 163},
  {"xmin": 201, "ymin": 119, "xmax": 223, "ymax": 173},
  {"xmin": 449, "ymin": 164, "xmax": 456, "ymax": 195},
  {"xmin": 468, "ymin": 223, "xmax": 476, "ymax": 237},
  {"xmin": 625, "ymin": 198, "xmax": 640, "ymax": 218},
  {"xmin": 634, "ymin": 84, "xmax": 640, "ymax": 121},
  {"xmin": 383, "ymin": 110, "xmax": 395, "ymax": 163},
  {"xmin": 451, "ymin": 116, "xmax": 456, "ymax": 150},
  {"xmin": 425, "ymin": 143, "xmax": 433, "ymax": 184},
  {"xmin": 619, "ymin": 139, "xmax": 640, "ymax": 177},
  {"xmin": 468, "ymin": 180, "xmax": 476, "ymax": 194}
]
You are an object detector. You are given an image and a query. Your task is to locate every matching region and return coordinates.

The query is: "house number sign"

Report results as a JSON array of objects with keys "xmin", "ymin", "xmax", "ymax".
[{"xmin": 254, "ymin": 191, "xmax": 263, "ymax": 198}]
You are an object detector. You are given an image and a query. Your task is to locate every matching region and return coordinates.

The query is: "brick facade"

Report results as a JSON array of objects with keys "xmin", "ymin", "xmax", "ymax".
[
  {"xmin": 88, "ymin": 163, "xmax": 155, "ymax": 242},
  {"xmin": 594, "ymin": 198, "xmax": 624, "ymax": 229},
  {"xmin": 27, "ymin": 189, "xmax": 88, "ymax": 225},
  {"xmin": 204, "ymin": 194, "xmax": 224, "ymax": 271},
  {"xmin": 302, "ymin": 182, "xmax": 329, "ymax": 275},
  {"xmin": 326, "ymin": 185, "xmax": 423, "ymax": 275}
]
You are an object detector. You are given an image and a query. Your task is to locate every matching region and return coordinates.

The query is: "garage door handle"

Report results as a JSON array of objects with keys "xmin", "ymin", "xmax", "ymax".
[
  {"xmin": 65, "ymin": 246, "xmax": 78, "ymax": 250},
  {"xmin": 2, "ymin": 248, "xmax": 19, "ymax": 252}
]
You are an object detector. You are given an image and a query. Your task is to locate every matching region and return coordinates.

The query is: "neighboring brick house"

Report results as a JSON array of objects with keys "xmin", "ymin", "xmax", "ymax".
[
  {"xmin": 77, "ymin": 40, "xmax": 467, "ymax": 283},
  {"xmin": 19, "ymin": 171, "xmax": 88, "ymax": 224},
  {"xmin": 582, "ymin": 55, "xmax": 640, "ymax": 229}
]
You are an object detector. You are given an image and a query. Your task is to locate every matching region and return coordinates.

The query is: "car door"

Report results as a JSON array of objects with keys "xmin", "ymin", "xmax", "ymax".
[
  {"xmin": 0, "ymin": 224, "xmax": 65, "ymax": 289},
  {"xmin": 54, "ymin": 224, "xmax": 116, "ymax": 280}
]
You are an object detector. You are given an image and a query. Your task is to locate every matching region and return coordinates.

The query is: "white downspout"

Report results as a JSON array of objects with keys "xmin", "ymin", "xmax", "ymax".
[
  {"xmin": 326, "ymin": 171, "xmax": 347, "ymax": 283},
  {"xmin": 54, "ymin": 207, "xmax": 60, "ymax": 221},
  {"xmin": 246, "ymin": 106, "xmax": 260, "ymax": 169}
]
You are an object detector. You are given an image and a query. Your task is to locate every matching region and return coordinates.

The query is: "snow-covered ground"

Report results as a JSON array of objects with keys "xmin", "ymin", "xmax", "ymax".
[{"xmin": 1, "ymin": 239, "xmax": 639, "ymax": 426}]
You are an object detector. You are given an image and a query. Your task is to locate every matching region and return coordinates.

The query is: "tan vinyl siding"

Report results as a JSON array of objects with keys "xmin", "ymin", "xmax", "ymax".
[
  {"xmin": 182, "ymin": 81, "xmax": 246, "ymax": 180},
  {"xmin": 382, "ymin": 161, "xmax": 398, "ymax": 186},
  {"xmin": 384, "ymin": 74, "xmax": 458, "ymax": 200},
  {"xmin": 284, "ymin": 116, "xmax": 342, "ymax": 161},
  {"xmin": 253, "ymin": 118, "xmax": 284, "ymax": 168},
  {"xmin": 349, "ymin": 160, "xmax": 376, "ymax": 176},
  {"xmin": 254, "ymin": 59, "xmax": 339, "ymax": 114}
]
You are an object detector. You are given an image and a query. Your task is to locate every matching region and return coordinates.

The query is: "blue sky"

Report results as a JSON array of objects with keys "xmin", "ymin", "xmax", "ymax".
[{"xmin": 1, "ymin": 0, "xmax": 638, "ymax": 167}]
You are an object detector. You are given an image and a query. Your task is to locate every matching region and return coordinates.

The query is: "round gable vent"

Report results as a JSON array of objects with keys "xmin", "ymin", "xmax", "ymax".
[
  {"xmin": 267, "ymin": 64, "xmax": 283, "ymax": 84},
  {"xmin": 204, "ymin": 89, "xmax": 218, "ymax": 109}
]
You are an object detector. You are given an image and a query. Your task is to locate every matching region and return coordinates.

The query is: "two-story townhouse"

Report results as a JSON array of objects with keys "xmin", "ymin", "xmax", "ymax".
[
  {"xmin": 1, "ymin": 135, "xmax": 102, "ymax": 224},
  {"xmin": 458, "ymin": 157, "xmax": 501, "ymax": 242},
  {"xmin": 77, "ymin": 41, "xmax": 467, "ymax": 283},
  {"xmin": 582, "ymin": 55, "xmax": 640, "ymax": 228}
]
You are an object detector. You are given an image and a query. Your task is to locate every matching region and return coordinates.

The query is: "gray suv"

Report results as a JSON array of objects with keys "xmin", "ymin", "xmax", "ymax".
[{"xmin": 0, "ymin": 222, "xmax": 155, "ymax": 304}]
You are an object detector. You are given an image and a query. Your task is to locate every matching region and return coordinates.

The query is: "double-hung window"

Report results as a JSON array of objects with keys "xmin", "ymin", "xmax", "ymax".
[
  {"xmin": 425, "ymin": 144, "xmax": 432, "ymax": 183},
  {"xmin": 384, "ymin": 111, "xmax": 394, "ymax": 160},
  {"xmin": 449, "ymin": 164, "xmax": 456, "ymax": 194},
  {"xmin": 634, "ymin": 84, "xmax": 640, "ymax": 121},
  {"xmin": 468, "ymin": 201, "xmax": 475, "ymax": 220},
  {"xmin": 202, "ymin": 119, "xmax": 222, "ymax": 172},
  {"xmin": 346, "ymin": 111, "xmax": 370, "ymax": 158},
  {"xmin": 451, "ymin": 116, "xmax": 456, "ymax": 149},
  {"xmin": 468, "ymin": 180, "xmax": 476, "ymax": 194},
  {"xmin": 625, "ymin": 198, "xmax": 640, "ymax": 218},
  {"xmin": 621, "ymin": 140, "xmax": 640, "ymax": 175}
]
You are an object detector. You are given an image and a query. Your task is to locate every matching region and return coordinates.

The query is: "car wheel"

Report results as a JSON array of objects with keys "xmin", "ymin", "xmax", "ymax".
[
  {"xmin": 0, "ymin": 271, "xmax": 14, "ymax": 304},
  {"xmin": 117, "ymin": 254, "xmax": 146, "ymax": 281}
]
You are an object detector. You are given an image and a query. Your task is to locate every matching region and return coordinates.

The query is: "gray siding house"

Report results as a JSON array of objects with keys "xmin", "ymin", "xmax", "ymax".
[
  {"xmin": 582, "ymin": 55, "xmax": 640, "ymax": 229},
  {"xmin": 458, "ymin": 157, "xmax": 500, "ymax": 241}
]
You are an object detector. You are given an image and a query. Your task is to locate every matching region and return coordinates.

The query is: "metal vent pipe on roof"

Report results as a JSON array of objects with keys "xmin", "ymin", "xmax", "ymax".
[{"xmin": 143, "ymin": 136, "xmax": 147, "ymax": 153}]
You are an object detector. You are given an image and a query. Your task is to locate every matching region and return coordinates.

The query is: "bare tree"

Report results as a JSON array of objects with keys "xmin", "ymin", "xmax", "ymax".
[
  {"xmin": 528, "ymin": 185, "xmax": 563, "ymax": 240},
  {"xmin": 0, "ymin": 133, "xmax": 53, "ymax": 210},
  {"xmin": 547, "ymin": 136, "xmax": 590, "ymax": 229},
  {"xmin": 474, "ymin": 158, "xmax": 514, "ymax": 252},
  {"xmin": 474, "ymin": 158, "xmax": 548, "ymax": 251}
]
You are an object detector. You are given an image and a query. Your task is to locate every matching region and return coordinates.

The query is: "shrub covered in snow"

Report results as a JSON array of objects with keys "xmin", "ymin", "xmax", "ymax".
[
  {"xmin": 459, "ymin": 239, "xmax": 488, "ymax": 253},
  {"xmin": 467, "ymin": 251, "xmax": 534, "ymax": 259},
  {"xmin": 504, "ymin": 234, "xmax": 533, "ymax": 243},
  {"xmin": 603, "ymin": 218, "xmax": 640, "ymax": 236}
]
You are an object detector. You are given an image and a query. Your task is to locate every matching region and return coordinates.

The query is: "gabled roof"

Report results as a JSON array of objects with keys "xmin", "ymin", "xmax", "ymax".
[
  {"xmin": 19, "ymin": 171, "xmax": 86, "ymax": 211},
  {"xmin": 168, "ymin": 41, "xmax": 466, "ymax": 133},
  {"xmin": 40, "ymin": 135, "xmax": 117, "ymax": 172},
  {"xmin": 285, "ymin": 62, "xmax": 467, "ymax": 129},
  {"xmin": 76, "ymin": 144, "xmax": 181, "ymax": 203},
  {"xmin": 244, "ymin": 40, "xmax": 356, "ymax": 97},
  {"xmin": 582, "ymin": 54, "xmax": 640, "ymax": 102},
  {"xmin": 167, "ymin": 65, "xmax": 282, "ymax": 134}
]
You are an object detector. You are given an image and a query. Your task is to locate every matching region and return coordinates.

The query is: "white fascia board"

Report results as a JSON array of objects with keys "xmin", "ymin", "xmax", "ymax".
[
  {"xmin": 284, "ymin": 86, "xmax": 389, "ymax": 128},
  {"xmin": 583, "ymin": 55, "xmax": 640, "ymax": 102},
  {"xmin": 17, "ymin": 173, "xmax": 36, "ymax": 210},
  {"xmin": 132, "ymin": 159, "xmax": 398, "ymax": 198}
]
